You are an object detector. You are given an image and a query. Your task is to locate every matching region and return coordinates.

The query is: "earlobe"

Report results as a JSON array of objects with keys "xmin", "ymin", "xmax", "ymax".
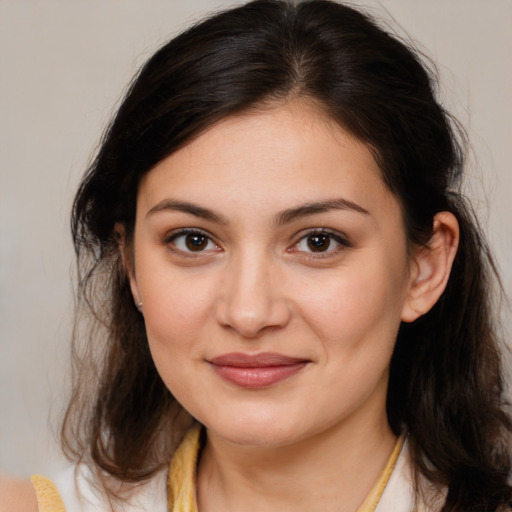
[
  {"xmin": 401, "ymin": 212, "xmax": 459, "ymax": 323},
  {"xmin": 115, "ymin": 222, "xmax": 142, "ymax": 308}
]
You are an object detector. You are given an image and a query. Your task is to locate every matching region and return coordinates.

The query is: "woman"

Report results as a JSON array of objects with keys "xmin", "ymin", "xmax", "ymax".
[{"xmin": 2, "ymin": 0, "xmax": 511, "ymax": 510}]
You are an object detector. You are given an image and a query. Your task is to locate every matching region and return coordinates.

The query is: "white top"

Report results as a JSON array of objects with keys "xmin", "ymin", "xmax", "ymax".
[
  {"xmin": 49, "ymin": 439, "xmax": 434, "ymax": 511},
  {"xmin": 53, "ymin": 464, "xmax": 168, "ymax": 512}
]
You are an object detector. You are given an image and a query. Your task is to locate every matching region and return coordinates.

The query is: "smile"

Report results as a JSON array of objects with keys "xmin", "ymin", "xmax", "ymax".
[{"xmin": 208, "ymin": 352, "xmax": 309, "ymax": 388}]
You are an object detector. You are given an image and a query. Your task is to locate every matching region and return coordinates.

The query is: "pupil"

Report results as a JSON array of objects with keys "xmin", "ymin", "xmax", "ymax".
[
  {"xmin": 185, "ymin": 234, "xmax": 207, "ymax": 251},
  {"xmin": 307, "ymin": 234, "xmax": 330, "ymax": 252}
]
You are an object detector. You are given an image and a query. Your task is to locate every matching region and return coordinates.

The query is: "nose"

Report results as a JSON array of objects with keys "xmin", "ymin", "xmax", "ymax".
[{"xmin": 215, "ymin": 250, "xmax": 292, "ymax": 338}]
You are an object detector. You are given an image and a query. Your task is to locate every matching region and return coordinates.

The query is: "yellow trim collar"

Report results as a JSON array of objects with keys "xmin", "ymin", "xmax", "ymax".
[
  {"xmin": 30, "ymin": 474, "xmax": 67, "ymax": 512},
  {"xmin": 167, "ymin": 426, "xmax": 405, "ymax": 512},
  {"xmin": 31, "ymin": 426, "xmax": 404, "ymax": 512},
  {"xmin": 357, "ymin": 435, "xmax": 405, "ymax": 512}
]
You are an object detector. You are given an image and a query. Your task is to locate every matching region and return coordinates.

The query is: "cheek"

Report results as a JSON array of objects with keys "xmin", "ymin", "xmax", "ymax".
[
  {"xmin": 138, "ymin": 272, "xmax": 217, "ymax": 409},
  {"xmin": 141, "ymin": 273, "xmax": 215, "ymax": 348},
  {"xmin": 292, "ymin": 260, "xmax": 408, "ymax": 349},
  {"xmin": 133, "ymin": 240, "xmax": 219, "ymax": 354}
]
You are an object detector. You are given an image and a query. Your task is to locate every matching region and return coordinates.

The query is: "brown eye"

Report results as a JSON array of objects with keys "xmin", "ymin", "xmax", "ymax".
[
  {"xmin": 294, "ymin": 230, "xmax": 349, "ymax": 256},
  {"xmin": 169, "ymin": 230, "xmax": 218, "ymax": 253},
  {"xmin": 307, "ymin": 234, "xmax": 332, "ymax": 252},
  {"xmin": 185, "ymin": 233, "xmax": 208, "ymax": 251}
]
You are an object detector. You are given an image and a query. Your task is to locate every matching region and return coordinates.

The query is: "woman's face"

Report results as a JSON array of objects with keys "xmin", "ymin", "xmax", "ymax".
[{"xmin": 130, "ymin": 102, "xmax": 416, "ymax": 447}]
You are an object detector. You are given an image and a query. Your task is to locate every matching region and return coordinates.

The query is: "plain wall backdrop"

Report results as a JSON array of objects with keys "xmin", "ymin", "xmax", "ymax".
[{"xmin": 1, "ymin": 0, "xmax": 511, "ymax": 478}]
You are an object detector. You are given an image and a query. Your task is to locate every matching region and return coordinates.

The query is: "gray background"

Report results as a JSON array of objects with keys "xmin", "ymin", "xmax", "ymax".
[{"xmin": 1, "ymin": 0, "xmax": 511, "ymax": 478}]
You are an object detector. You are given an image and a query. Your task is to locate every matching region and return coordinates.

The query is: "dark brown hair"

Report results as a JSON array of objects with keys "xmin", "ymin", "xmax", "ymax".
[{"xmin": 64, "ymin": 1, "xmax": 512, "ymax": 509}]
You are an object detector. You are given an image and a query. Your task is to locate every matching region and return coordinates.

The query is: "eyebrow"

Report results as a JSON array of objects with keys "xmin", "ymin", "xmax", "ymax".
[
  {"xmin": 275, "ymin": 198, "xmax": 369, "ymax": 225},
  {"xmin": 147, "ymin": 199, "xmax": 229, "ymax": 224},
  {"xmin": 146, "ymin": 197, "xmax": 369, "ymax": 225}
]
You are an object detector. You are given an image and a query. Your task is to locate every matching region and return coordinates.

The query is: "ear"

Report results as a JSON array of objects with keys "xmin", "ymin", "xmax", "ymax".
[
  {"xmin": 115, "ymin": 223, "xmax": 141, "ymax": 306},
  {"xmin": 401, "ymin": 212, "xmax": 459, "ymax": 323}
]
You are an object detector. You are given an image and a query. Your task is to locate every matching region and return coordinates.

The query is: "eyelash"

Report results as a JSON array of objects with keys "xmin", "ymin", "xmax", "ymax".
[
  {"xmin": 163, "ymin": 228, "xmax": 351, "ymax": 259},
  {"xmin": 164, "ymin": 228, "xmax": 220, "ymax": 257},
  {"xmin": 291, "ymin": 228, "xmax": 352, "ymax": 259}
]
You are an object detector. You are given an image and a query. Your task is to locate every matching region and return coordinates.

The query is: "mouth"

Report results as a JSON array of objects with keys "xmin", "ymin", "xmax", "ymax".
[{"xmin": 207, "ymin": 352, "xmax": 309, "ymax": 388}]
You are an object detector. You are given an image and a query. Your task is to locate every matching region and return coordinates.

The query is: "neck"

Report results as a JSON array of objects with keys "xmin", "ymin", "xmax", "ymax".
[{"xmin": 196, "ymin": 411, "xmax": 397, "ymax": 512}]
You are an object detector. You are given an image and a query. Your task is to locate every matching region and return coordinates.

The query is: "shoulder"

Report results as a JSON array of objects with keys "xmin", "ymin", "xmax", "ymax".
[{"xmin": 0, "ymin": 474, "xmax": 39, "ymax": 512}]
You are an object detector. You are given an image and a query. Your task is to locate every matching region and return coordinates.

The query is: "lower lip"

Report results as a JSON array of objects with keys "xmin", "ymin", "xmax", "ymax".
[{"xmin": 210, "ymin": 362, "xmax": 307, "ymax": 388}]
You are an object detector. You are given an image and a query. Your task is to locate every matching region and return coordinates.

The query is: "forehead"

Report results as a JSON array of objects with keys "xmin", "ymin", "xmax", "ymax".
[{"xmin": 137, "ymin": 101, "xmax": 400, "ymax": 224}]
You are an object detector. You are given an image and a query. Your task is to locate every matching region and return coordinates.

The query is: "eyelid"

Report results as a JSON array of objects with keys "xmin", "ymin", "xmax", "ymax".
[
  {"xmin": 289, "ymin": 228, "xmax": 352, "ymax": 257},
  {"xmin": 162, "ymin": 227, "xmax": 351, "ymax": 259},
  {"xmin": 164, "ymin": 228, "xmax": 221, "ymax": 255}
]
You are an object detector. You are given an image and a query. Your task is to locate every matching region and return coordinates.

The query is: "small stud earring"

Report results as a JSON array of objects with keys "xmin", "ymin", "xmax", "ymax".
[{"xmin": 136, "ymin": 301, "xmax": 143, "ymax": 312}]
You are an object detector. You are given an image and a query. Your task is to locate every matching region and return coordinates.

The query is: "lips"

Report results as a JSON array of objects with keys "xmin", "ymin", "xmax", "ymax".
[{"xmin": 208, "ymin": 352, "xmax": 308, "ymax": 388}]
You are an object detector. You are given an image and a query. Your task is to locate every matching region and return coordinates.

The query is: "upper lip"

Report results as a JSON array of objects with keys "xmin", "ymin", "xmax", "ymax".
[{"xmin": 208, "ymin": 352, "xmax": 308, "ymax": 367}]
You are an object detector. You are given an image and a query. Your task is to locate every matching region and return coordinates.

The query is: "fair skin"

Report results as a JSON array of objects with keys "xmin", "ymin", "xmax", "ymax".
[
  {"xmin": 127, "ymin": 101, "xmax": 459, "ymax": 512},
  {"xmin": 0, "ymin": 101, "xmax": 458, "ymax": 511}
]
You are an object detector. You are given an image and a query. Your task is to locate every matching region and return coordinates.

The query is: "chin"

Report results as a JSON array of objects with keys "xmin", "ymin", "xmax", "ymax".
[
  {"xmin": 202, "ymin": 410, "xmax": 305, "ymax": 448},
  {"xmin": 220, "ymin": 428, "xmax": 299, "ymax": 448}
]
